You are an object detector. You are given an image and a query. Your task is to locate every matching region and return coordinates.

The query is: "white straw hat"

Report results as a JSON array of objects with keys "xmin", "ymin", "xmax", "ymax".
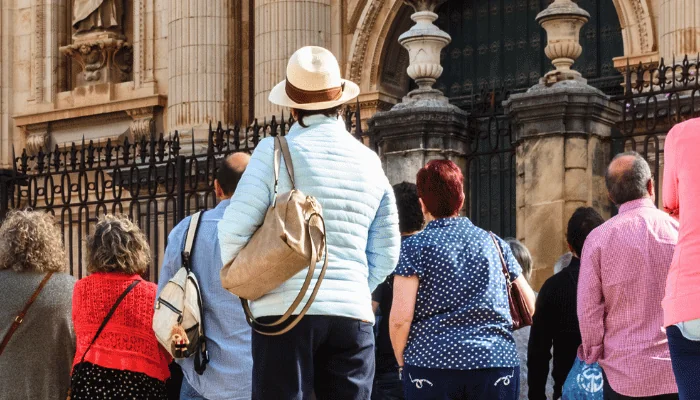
[{"xmin": 268, "ymin": 46, "xmax": 360, "ymax": 111}]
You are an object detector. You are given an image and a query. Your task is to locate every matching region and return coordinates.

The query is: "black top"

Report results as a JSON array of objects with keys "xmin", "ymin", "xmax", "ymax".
[
  {"xmin": 528, "ymin": 257, "xmax": 583, "ymax": 400},
  {"xmin": 372, "ymin": 275, "xmax": 397, "ymax": 373},
  {"xmin": 372, "ymin": 236, "xmax": 412, "ymax": 374}
]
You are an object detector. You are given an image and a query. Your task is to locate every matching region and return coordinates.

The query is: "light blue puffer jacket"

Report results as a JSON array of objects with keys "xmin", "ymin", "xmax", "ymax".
[{"xmin": 218, "ymin": 115, "xmax": 401, "ymax": 323}]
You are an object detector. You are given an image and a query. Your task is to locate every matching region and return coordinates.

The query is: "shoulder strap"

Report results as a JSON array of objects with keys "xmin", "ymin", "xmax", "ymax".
[
  {"xmin": 77, "ymin": 280, "xmax": 140, "ymax": 365},
  {"xmin": 489, "ymin": 232, "xmax": 513, "ymax": 286},
  {"xmin": 0, "ymin": 272, "xmax": 54, "ymax": 356},
  {"xmin": 182, "ymin": 211, "xmax": 203, "ymax": 271},
  {"xmin": 272, "ymin": 136, "xmax": 296, "ymax": 206},
  {"xmin": 277, "ymin": 136, "xmax": 295, "ymax": 187}
]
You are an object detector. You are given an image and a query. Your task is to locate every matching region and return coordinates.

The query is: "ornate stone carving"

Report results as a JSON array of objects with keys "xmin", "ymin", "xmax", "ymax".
[
  {"xmin": 61, "ymin": 0, "xmax": 131, "ymax": 87},
  {"xmin": 350, "ymin": 0, "xmax": 381, "ymax": 84},
  {"xmin": 536, "ymin": 0, "xmax": 590, "ymax": 85},
  {"xmin": 396, "ymin": 4, "xmax": 452, "ymax": 106},
  {"xmin": 23, "ymin": 123, "xmax": 50, "ymax": 154},
  {"xmin": 126, "ymin": 107, "xmax": 156, "ymax": 141},
  {"xmin": 60, "ymin": 36, "xmax": 133, "ymax": 86},
  {"xmin": 33, "ymin": 1, "xmax": 45, "ymax": 103}
]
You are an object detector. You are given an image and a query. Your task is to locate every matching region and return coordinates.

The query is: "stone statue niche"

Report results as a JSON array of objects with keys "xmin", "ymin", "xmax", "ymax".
[{"xmin": 60, "ymin": 0, "xmax": 133, "ymax": 87}]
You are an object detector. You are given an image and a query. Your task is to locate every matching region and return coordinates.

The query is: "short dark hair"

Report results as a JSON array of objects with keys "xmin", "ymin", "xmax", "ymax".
[
  {"xmin": 605, "ymin": 152, "xmax": 652, "ymax": 205},
  {"xmin": 216, "ymin": 156, "xmax": 246, "ymax": 197},
  {"xmin": 393, "ymin": 182, "xmax": 424, "ymax": 234},
  {"xmin": 293, "ymin": 106, "xmax": 342, "ymax": 128},
  {"xmin": 416, "ymin": 160, "xmax": 465, "ymax": 218},
  {"xmin": 566, "ymin": 207, "xmax": 605, "ymax": 257}
]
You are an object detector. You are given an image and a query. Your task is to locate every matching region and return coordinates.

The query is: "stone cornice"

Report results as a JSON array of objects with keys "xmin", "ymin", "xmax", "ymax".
[{"xmin": 13, "ymin": 95, "xmax": 166, "ymax": 127}]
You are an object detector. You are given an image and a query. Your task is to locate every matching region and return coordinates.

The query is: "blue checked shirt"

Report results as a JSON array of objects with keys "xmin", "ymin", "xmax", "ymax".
[{"xmin": 158, "ymin": 199, "xmax": 252, "ymax": 400}]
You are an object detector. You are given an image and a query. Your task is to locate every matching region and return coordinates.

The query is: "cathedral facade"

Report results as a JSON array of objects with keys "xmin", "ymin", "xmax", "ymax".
[{"xmin": 0, "ymin": 0, "xmax": 697, "ymax": 284}]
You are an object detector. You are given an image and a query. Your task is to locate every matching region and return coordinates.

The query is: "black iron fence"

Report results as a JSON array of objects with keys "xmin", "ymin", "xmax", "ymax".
[
  {"xmin": 465, "ymin": 88, "xmax": 516, "ymax": 239},
  {"xmin": 612, "ymin": 55, "xmax": 700, "ymax": 208},
  {"xmin": 1, "ymin": 108, "xmax": 362, "ymax": 281}
]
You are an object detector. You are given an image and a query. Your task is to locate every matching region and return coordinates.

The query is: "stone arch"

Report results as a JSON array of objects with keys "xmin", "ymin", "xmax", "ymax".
[
  {"xmin": 347, "ymin": 0, "xmax": 412, "ymax": 98},
  {"xmin": 611, "ymin": 0, "xmax": 659, "ymax": 66}
]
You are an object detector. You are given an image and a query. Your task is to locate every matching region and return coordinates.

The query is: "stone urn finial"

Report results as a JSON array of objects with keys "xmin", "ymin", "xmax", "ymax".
[
  {"xmin": 536, "ymin": 0, "xmax": 590, "ymax": 84},
  {"xmin": 395, "ymin": 0, "xmax": 451, "ymax": 106}
]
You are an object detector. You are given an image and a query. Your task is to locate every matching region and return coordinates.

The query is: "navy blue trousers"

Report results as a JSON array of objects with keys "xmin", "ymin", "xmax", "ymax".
[
  {"xmin": 667, "ymin": 325, "xmax": 700, "ymax": 400},
  {"xmin": 401, "ymin": 364, "xmax": 520, "ymax": 400},
  {"xmin": 251, "ymin": 315, "xmax": 375, "ymax": 400}
]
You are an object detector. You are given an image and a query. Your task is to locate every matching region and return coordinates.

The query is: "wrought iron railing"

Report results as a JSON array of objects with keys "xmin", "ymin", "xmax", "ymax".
[
  {"xmin": 612, "ymin": 55, "xmax": 700, "ymax": 208},
  {"xmin": 1, "ymin": 107, "xmax": 362, "ymax": 281}
]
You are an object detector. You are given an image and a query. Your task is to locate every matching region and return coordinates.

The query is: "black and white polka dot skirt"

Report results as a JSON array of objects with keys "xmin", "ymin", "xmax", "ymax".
[{"xmin": 70, "ymin": 362, "xmax": 167, "ymax": 400}]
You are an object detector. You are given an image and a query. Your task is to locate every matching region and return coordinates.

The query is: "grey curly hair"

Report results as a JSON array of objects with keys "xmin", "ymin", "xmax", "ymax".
[
  {"xmin": 0, "ymin": 210, "xmax": 67, "ymax": 273},
  {"xmin": 86, "ymin": 214, "xmax": 151, "ymax": 275}
]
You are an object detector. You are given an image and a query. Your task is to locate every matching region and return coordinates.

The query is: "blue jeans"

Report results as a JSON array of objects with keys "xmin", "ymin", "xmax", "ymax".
[
  {"xmin": 180, "ymin": 378, "xmax": 208, "ymax": 400},
  {"xmin": 667, "ymin": 325, "xmax": 700, "ymax": 400},
  {"xmin": 401, "ymin": 365, "xmax": 520, "ymax": 400}
]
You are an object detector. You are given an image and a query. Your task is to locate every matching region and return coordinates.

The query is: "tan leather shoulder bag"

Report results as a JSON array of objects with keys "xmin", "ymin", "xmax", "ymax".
[{"xmin": 220, "ymin": 136, "xmax": 328, "ymax": 336}]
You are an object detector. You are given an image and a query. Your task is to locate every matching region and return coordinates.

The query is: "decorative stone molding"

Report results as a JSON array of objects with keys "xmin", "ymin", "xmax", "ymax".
[
  {"xmin": 23, "ymin": 122, "xmax": 50, "ymax": 154},
  {"xmin": 349, "ymin": 0, "xmax": 381, "ymax": 84},
  {"xmin": 126, "ymin": 107, "xmax": 156, "ymax": 140},
  {"xmin": 60, "ymin": 35, "xmax": 133, "ymax": 86},
  {"xmin": 395, "ymin": 1, "xmax": 452, "ymax": 107},
  {"xmin": 536, "ymin": 0, "xmax": 590, "ymax": 85}
]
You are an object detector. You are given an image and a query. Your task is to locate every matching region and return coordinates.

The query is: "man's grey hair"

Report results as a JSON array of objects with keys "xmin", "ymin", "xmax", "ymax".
[{"xmin": 605, "ymin": 151, "xmax": 652, "ymax": 205}]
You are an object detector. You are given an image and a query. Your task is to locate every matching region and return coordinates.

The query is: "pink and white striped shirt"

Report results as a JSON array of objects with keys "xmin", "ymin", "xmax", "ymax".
[{"xmin": 577, "ymin": 198, "xmax": 679, "ymax": 397}]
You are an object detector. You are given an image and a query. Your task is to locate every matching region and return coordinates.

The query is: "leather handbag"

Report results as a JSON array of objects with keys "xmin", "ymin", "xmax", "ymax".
[
  {"xmin": 0, "ymin": 272, "xmax": 53, "ymax": 356},
  {"xmin": 220, "ymin": 136, "xmax": 328, "ymax": 336},
  {"xmin": 490, "ymin": 232, "xmax": 533, "ymax": 330}
]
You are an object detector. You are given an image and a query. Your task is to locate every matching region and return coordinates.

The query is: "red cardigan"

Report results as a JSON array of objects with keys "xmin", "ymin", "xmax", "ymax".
[{"xmin": 72, "ymin": 273, "xmax": 171, "ymax": 381}]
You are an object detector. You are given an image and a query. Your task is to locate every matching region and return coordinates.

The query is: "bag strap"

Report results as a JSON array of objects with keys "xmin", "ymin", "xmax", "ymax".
[
  {"xmin": 77, "ymin": 280, "xmax": 140, "ymax": 366},
  {"xmin": 272, "ymin": 136, "xmax": 296, "ymax": 207},
  {"xmin": 68, "ymin": 279, "xmax": 140, "ymax": 398},
  {"xmin": 182, "ymin": 211, "xmax": 203, "ymax": 271},
  {"xmin": 0, "ymin": 272, "xmax": 54, "ymax": 356},
  {"xmin": 241, "ymin": 213, "xmax": 329, "ymax": 336},
  {"xmin": 181, "ymin": 211, "xmax": 209, "ymax": 374},
  {"xmin": 489, "ymin": 232, "xmax": 513, "ymax": 287}
]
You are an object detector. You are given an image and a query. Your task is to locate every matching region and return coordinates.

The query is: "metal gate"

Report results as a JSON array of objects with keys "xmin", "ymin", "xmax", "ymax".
[
  {"xmin": 1, "ymin": 109, "xmax": 362, "ymax": 281},
  {"xmin": 611, "ymin": 55, "xmax": 700, "ymax": 208}
]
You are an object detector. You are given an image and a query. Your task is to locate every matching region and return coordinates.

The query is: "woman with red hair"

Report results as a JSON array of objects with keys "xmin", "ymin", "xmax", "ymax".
[{"xmin": 390, "ymin": 160, "xmax": 536, "ymax": 400}]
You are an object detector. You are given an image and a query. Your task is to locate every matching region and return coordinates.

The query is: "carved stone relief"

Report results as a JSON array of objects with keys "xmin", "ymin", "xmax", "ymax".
[{"xmin": 60, "ymin": 0, "xmax": 133, "ymax": 86}]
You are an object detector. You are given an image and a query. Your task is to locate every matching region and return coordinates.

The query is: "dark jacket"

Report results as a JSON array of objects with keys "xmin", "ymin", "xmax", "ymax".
[{"xmin": 528, "ymin": 257, "xmax": 583, "ymax": 400}]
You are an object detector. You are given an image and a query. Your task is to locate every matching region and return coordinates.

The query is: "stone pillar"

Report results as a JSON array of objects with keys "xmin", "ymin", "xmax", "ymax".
[
  {"xmin": 168, "ymin": 0, "xmax": 235, "ymax": 133},
  {"xmin": 506, "ymin": 84, "xmax": 620, "ymax": 288},
  {"xmin": 254, "ymin": 0, "xmax": 332, "ymax": 120},
  {"xmin": 659, "ymin": 0, "xmax": 700, "ymax": 62},
  {"xmin": 504, "ymin": 0, "xmax": 621, "ymax": 288},
  {"xmin": 369, "ymin": 0, "xmax": 469, "ymax": 185}
]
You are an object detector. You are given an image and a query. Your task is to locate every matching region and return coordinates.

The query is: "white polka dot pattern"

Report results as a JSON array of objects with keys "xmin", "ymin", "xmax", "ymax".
[{"xmin": 395, "ymin": 217, "xmax": 522, "ymax": 371}]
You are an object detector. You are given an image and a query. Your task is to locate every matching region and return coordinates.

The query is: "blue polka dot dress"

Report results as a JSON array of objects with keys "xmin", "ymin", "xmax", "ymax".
[{"xmin": 394, "ymin": 217, "xmax": 522, "ymax": 371}]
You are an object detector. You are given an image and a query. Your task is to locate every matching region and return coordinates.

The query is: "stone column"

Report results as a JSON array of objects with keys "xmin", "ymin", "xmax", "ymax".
[
  {"xmin": 168, "ymin": 0, "xmax": 235, "ymax": 133},
  {"xmin": 504, "ymin": 0, "xmax": 621, "ymax": 288},
  {"xmin": 506, "ymin": 85, "xmax": 620, "ymax": 288},
  {"xmin": 659, "ymin": 0, "xmax": 700, "ymax": 62},
  {"xmin": 369, "ymin": 0, "xmax": 469, "ymax": 185},
  {"xmin": 254, "ymin": 0, "xmax": 332, "ymax": 120}
]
